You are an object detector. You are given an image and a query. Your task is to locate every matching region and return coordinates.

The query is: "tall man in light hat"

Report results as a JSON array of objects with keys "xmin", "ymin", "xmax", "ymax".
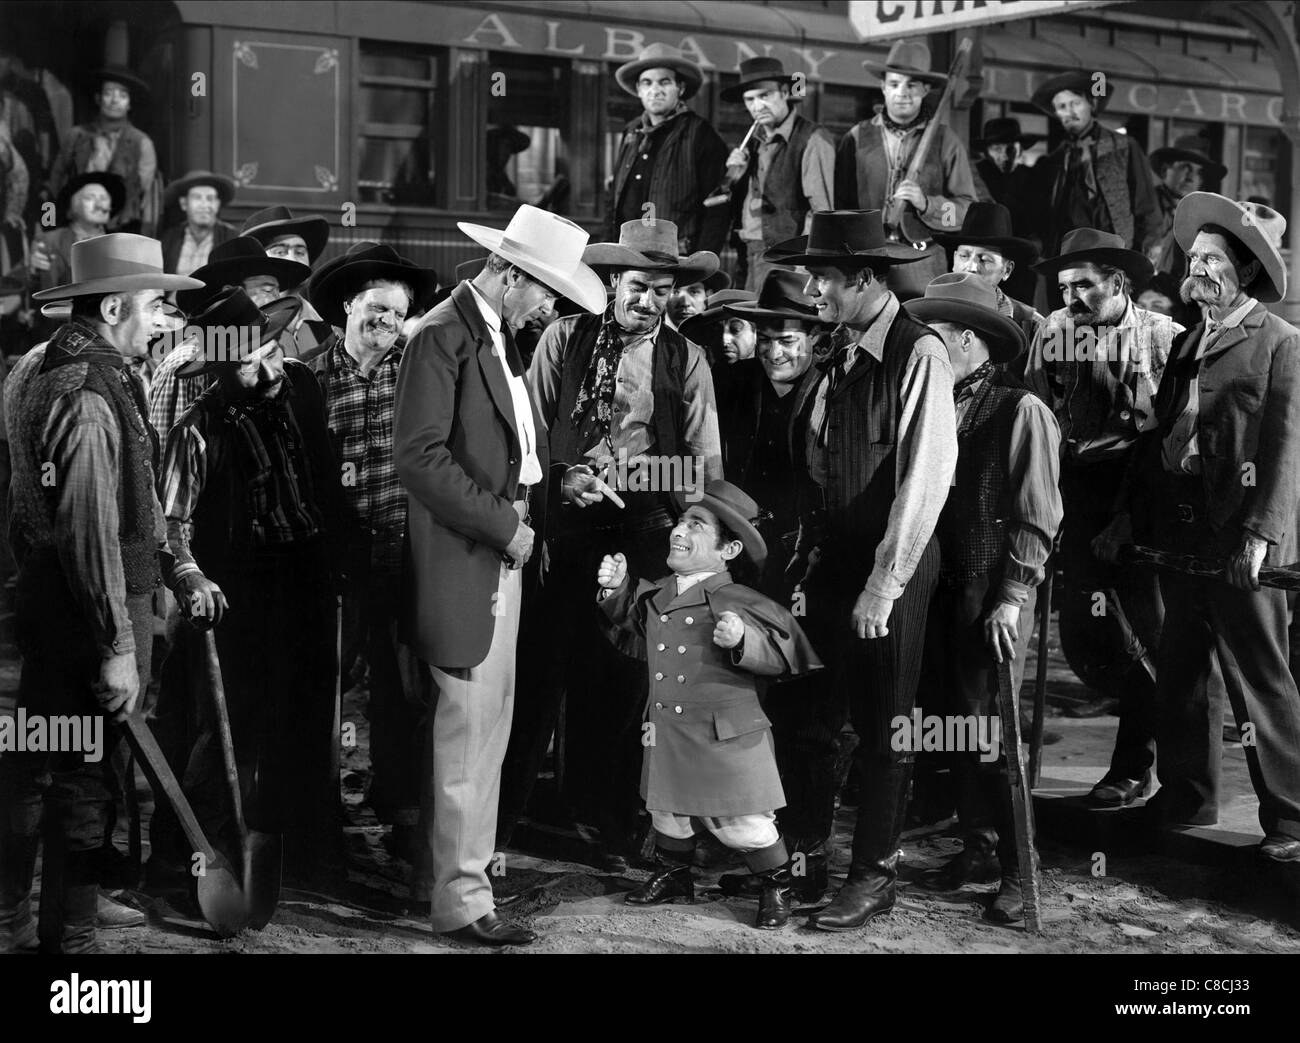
[
  {"xmin": 904, "ymin": 273, "xmax": 1062, "ymax": 922},
  {"xmin": 607, "ymin": 44, "xmax": 730, "ymax": 255},
  {"xmin": 775, "ymin": 210, "xmax": 958, "ymax": 930},
  {"xmin": 394, "ymin": 204, "xmax": 603, "ymax": 945},
  {"xmin": 159, "ymin": 170, "xmax": 238, "ymax": 276},
  {"xmin": 1028, "ymin": 70, "xmax": 1160, "ymax": 259},
  {"xmin": 1095, "ymin": 194, "xmax": 1300, "ymax": 862},
  {"xmin": 719, "ymin": 56, "xmax": 835, "ymax": 292},
  {"xmin": 834, "ymin": 39, "xmax": 979, "ymax": 299},
  {"xmin": 1025, "ymin": 228, "xmax": 1181, "ymax": 808},
  {"xmin": 0, "ymin": 233, "xmax": 202, "ymax": 953},
  {"xmin": 504, "ymin": 218, "xmax": 723, "ymax": 871},
  {"xmin": 1148, "ymin": 136, "xmax": 1227, "ymax": 278}
]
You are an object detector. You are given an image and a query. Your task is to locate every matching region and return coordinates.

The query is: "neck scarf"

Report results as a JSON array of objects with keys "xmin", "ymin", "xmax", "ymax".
[
  {"xmin": 953, "ymin": 359, "xmax": 994, "ymax": 402},
  {"xmin": 570, "ymin": 303, "xmax": 636, "ymax": 445}
]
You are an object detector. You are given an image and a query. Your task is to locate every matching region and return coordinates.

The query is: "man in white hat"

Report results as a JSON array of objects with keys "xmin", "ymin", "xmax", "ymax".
[
  {"xmin": 1096, "ymin": 194, "xmax": 1300, "ymax": 864},
  {"xmin": 0, "ymin": 233, "xmax": 201, "ymax": 953},
  {"xmin": 393, "ymin": 204, "xmax": 603, "ymax": 945},
  {"xmin": 607, "ymin": 44, "xmax": 730, "ymax": 255}
]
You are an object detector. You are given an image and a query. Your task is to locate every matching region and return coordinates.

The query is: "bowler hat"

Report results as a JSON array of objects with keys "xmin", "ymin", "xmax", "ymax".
[
  {"xmin": 308, "ymin": 243, "xmax": 438, "ymax": 328},
  {"xmin": 933, "ymin": 202, "xmax": 1038, "ymax": 265},
  {"xmin": 164, "ymin": 170, "xmax": 237, "ymax": 210},
  {"xmin": 32, "ymin": 233, "xmax": 204, "ymax": 300},
  {"xmin": 862, "ymin": 39, "xmax": 947, "ymax": 87},
  {"xmin": 721, "ymin": 57, "xmax": 800, "ymax": 103},
  {"xmin": 1150, "ymin": 136, "xmax": 1227, "ymax": 183},
  {"xmin": 173, "ymin": 287, "xmax": 301, "ymax": 378},
  {"xmin": 726, "ymin": 269, "xmax": 825, "ymax": 324},
  {"xmin": 975, "ymin": 117, "xmax": 1044, "ymax": 150},
  {"xmin": 1174, "ymin": 192, "xmax": 1287, "ymax": 304},
  {"xmin": 56, "ymin": 171, "xmax": 126, "ymax": 222},
  {"xmin": 769, "ymin": 210, "xmax": 930, "ymax": 269},
  {"xmin": 584, "ymin": 219, "xmax": 720, "ymax": 286},
  {"xmin": 177, "ymin": 236, "xmax": 313, "ymax": 315},
  {"xmin": 903, "ymin": 273, "xmax": 1026, "ymax": 363},
  {"xmin": 1034, "ymin": 227, "xmax": 1153, "ymax": 286},
  {"xmin": 1031, "ymin": 70, "xmax": 1110, "ymax": 116},
  {"xmin": 239, "ymin": 206, "xmax": 330, "ymax": 264},
  {"xmin": 615, "ymin": 43, "xmax": 704, "ymax": 101},
  {"xmin": 672, "ymin": 479, "xmax": 768, "ymax": 570}
]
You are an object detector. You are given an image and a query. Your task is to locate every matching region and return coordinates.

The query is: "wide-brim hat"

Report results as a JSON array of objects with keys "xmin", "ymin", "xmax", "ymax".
[
  {"xmin": 721, "ymin": 57, "xmax": 799, "ymax": 103},
  {"xmin": 307, "ymin": 243, "xmax": 438, "ymax": 328},
  {"xmin": 1034, "ymin": 227, "xmax": 1153, "ymax": 286},
  {"xmin": 239, "ymin": 206, "xmax": 330, "ymax": 263},
  {"xmin": 32, "ymin": 232, "xmax": 204, "ymax": 300},
  {"xmin": 862, "ymin": 39, "xmax": 947, "ymax": 87},
  {"xmin": 487, "ymin": 125, "xmax": 531, "ymax": 154},
  {"xmin": 771, "ymin": 210, "xmax": 929, "ymax": 269},
  {"xmin": 56, "ymin": 171, "xmax": 127, "ymax": 221},
  {"xmin": 726, "ymin": 269, "xmax": 825, "ymax": 324},
  {"xmin": 164, "ymin": 170, "xmax": 237, "ymax": 210},
  {"xmin": 933, "ymin": 201, "xmax": 1038, "ymax": 265},
  {"xmin": 583, "ymin": 218, "xmax": 720, "ymax": 286},
  {"xmin": 903, "ymin": 272, "xmax": 1026, "ymax": 363},
  {"xmin": 177, "ymin": 235, "xmax": 313, "ymax": 315},
  {"xmin": 1031, "ymin": 71, "xmax": 1109, "ymax": 116},
  {"xmin": 91, "ymin": 65, "xmax": 148, "ymax": 98},
  {"xmin": 678, "ymin": 290, "xmax": 758, "ymax": 347},
  {"xmin": 615, "ymin": 43, "xmax": 704, "ymax": 101},
  {"xmin": 1150, "ymin": 137, "xmax": 1227, "ymax": 182},
  {"xmin": 672, "ymin": 478, "xmax": 767, "ymax": 570},
  {"xmin": 174, "ymin": 289, "xmax": 301, "ymax": 378},
  {"xmin": 459, "ymin": 204, "xmax": 606, "ymax": 314},
  {"xmin": 975, "ymin": 117, "xmax": 1044, "ymax": 150},
  {"xmin": 1174, "ymin": 192, "xmax": 1287, "ymax": 304}
]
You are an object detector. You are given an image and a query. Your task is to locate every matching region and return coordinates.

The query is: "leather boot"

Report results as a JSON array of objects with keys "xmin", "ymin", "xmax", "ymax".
[
  {"xmin": 38, "ymin": 845, "xmax": 100, "ymax": 955},
  {"xmin": 626, "ymin": 848, "xmax": 694, "ymax": 906},
  {"xmin": 0, "ymin": 832, "xmax": 39, "ymax": 953},
  {"xmin": 755, "ymin": 866, "xmax": 793, "ymax": 930},
  {"xmin": 984, "ymin": 773, "xmax": 1035, "ymax": 926},
  {"xmin": 921, "ymin": 828, "xmax": 1000, "ymax": 891},
  {"xmin": 807, "ymin": 852, "xmax": 900, "ymax": 931},
  {"xmin": 722, "ymin": 849, "xmax": 829, "ymax": 902}
]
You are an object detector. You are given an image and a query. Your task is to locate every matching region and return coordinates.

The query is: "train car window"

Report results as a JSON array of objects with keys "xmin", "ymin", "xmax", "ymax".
[
  {"xmin": 358, "ymin": 45, "xmax": 440, "ymax": 207},
  {"xmin": 486, "ymin": 55, "xmax": 571, "ymax": 213}
]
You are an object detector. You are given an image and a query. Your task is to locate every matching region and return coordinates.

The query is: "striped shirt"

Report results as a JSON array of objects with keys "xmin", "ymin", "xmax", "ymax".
[{"xmin": 147, "ymin": 340, "xmax": 207, "ymax": 442}]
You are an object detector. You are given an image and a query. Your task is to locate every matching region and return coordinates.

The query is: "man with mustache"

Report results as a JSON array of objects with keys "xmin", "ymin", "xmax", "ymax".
[
  {"xmin": 1148, "ymin": 137, "xmax": 1226, "ymax": 278},
  {"xmin": 1024, "ymin": 228, "xmax": 1182, "ymax": 809},
  {"xmin": 159, "ymin": 170, "xmax": 238, "ymax": 276},
  {"xmin": 155, "ymin": 287, "xmax": 347, "ymax": 890},
  {"xmin": 1095, "ymin": 194, "xmax": 1300, "ymax": 864},
  {"xmin": 719, "ymin": 58, "xmax": 835, "ymax": 292},
  {"xmin": 607, "ymin": 44, "xmax": 729, "ymax": 255},
  {"xmin": 1028, "ymin": 70, "xmax": 1160, "ymax": 259}
]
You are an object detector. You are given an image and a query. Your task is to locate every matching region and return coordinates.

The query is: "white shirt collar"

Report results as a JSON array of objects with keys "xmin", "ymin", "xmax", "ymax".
[
  {"xmin": 466, "ymin": 280, "xmax": 503, "ymax": 335},
  {"xmin": 674, "ymin": 570, "xmax": 720, "ymax": 595}
]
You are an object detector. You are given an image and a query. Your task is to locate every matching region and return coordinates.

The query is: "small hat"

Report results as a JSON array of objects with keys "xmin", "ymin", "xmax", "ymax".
[
  {"xmin": 164, "ymin": 170, "xmax": 237, "ymax": 210},
  {"xmin": 672, "ymin": 478, "xmax": 768, "ymax": 570},
  {"xmin": 32, "ymin": 232, "xmax": 204, "ymax": 301},
  {"xmin": 1031, "ymin": 70, "xmax": 1110, "ymax": 116},
  {"xmin": 615, "ymin": 43, "xmax": 704, "ymax": 101},
  {"xmin": 1033, "ymin": 227, "xmax": 1153, "ymax": 286},
  {"xmin": 177, "ymin": 236, "xmax": 313, "ymax": 315},
  {"xmin": 583, "ymin": 219, "xmax": 720, "ymax": 286},
  {"xmin": 90, "ymin": 66, "xmax": 148, "ymax": 98},
  {"xmin": 721, "ymin": 57, "xmax": 800, "ymax": 103},
  {"xmin": 902, "ymin": 273, "xmax": 1026, "ymax": 363},
  {"xmin": 975, "ymin": 117, "xmax": 1044, "ymax": 150},
  {"xmin": 307, "ymin": 243, "xmax": 438, "ymax": 328},
  {"xmin": 239, "ymin": 206, "xmax": 330, "ymax": 264},
  {"xmin": 933, "ymin": 202, "xmax": 1038, "ymax": 265},
  {"xmin": 56, "ymin": 171, "xmax": 126, "ymax": 222},
  {"xmin": 1174, "ymin": 192, "xmax": 1287, "ymax": 304},
  {"xmin": 487, "ymin": 125, "xmax": 531, "ymax": 155},
  {"xmin": 1150, "ymin": 136, "xmax": 1227, "ymax": 183},
  {"xmin": 677, "ymin": 289, "xmax": 757, "ymax": 349},
  {"xmin": 726, "ymin": 269, "xmax": 825, "ymax": 324},
  {"xmin": 173, "ymin": 288, "xmax": 301, "ymax": 379},
  {"xmin": 768, "ymin": 210, "xmax": 929, "ymax": 269},
  {"xmin": 862, "ymin": 39, "xmax": 947, "ymax": 87}
]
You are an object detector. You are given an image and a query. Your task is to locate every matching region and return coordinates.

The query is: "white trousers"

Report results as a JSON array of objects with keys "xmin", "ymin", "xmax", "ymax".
[{"xmin": 650, "ymin": 810, "xmax": 780, "ymax": 852}]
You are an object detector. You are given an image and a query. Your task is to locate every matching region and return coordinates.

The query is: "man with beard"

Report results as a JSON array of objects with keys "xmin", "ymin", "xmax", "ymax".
[
  {"xmin": 503, "ymin": 218, "xmax": 723, "ymax": 870},
  {"xmin": 1095, "ymin": 194, "xmax": 1300, "ymax": 863},
  {"xmin": 307, "ymin": 244, "xmax": 437, "ymax": 864},
  {"xmin": 973, "ymin": 118, "xmax": 1042, "ymax": 238},
  {"xmin": 159, "ymin": 171, "xmax": 238, "ymax": 276},
  {"xmin": 834, "ymin": 39, "xmax": 979, "ymax": 299},
  {"xmin": 1028, "ymin": 71, "xmax": 1160, "ymax": 259},
  {"xmin": 156, "ymin": 287, "xmax": 346, "ymax": 889},
  {"xmin": 1024, "ymin": 228, "xmax": 1182, "ymax": 808},
  {"xmin": 608, "ymin": 45, "xmax": 729, "ymax": 255},
  {"xmin": 1147, "ymin": 137, "xmax": 1226, "ymax": 278},
  {"xmin": 719, "ymin": 57, "xmax": 835, "ymax": 292}
]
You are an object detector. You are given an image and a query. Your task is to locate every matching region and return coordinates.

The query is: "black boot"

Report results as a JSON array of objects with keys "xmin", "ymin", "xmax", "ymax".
[
  {"xmin": 755, "ymin": 867, "xmax": 793, "ymax": 930},
  {"xmin": 921, "ymin": 828, "xmax": 1000, "ymax": 891},
  {"xmin": 0, "ymin": 832, "xmax": 38, "ymax": 953},
  {"xmin": 983, "ymin": 773, "xmax": 1036, "ymax": 926},
  {"xmin": 626, "ymin": 847, "xmax": 694, "ymax": 906},
  {"xmin": 806, "ymin": 852, "xmax": 899, "ymax": 931}
]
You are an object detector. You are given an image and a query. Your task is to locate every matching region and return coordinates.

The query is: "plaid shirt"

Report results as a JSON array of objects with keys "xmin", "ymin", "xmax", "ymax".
[{"xmin": 309, "ymin": 338, "xmax": 406, "ymax": 533}]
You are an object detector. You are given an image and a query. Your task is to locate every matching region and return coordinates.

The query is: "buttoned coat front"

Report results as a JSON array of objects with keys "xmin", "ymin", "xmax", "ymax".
[{"xmin": 601, "ymin": 570, "xmax": 821, "ymax": 816}]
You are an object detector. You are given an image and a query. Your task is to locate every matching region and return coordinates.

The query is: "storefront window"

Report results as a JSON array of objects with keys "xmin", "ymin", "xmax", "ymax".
[
  {"xmin": 486, "ymin": 55, "xmax": 570, "ymax": 213},
  {"xmin": 357, "ymin": 45, "xmax": 439, "ymax": 207}
]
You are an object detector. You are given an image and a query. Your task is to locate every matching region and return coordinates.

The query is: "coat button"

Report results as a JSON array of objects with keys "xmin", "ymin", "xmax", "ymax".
[
  {"xmin": 674, "ymin": 705, "xmax": 683, "ymax": 714},
  {"xmin": 684, "ymin": 616, "xmax": 694, "ymax": 624},
  {"xmin": 1120, "ymin": 409, "xmax": 1131, "ymax": 420},
  {"xmin": 657, "ymin": 643, "xmax": 665, "ymax": 651},
  {"xmin": 660, "ymin": 614, "xmax": 668, "ymax": 622},
  {"xmin": 678, "ymin": 645, "xmax": 686, "ymax": 654},
  {"xmin": 655, "ymin": 702, "xmax": 664, "ymax": 710},
  {"xmin": 676, "ymin": 675, "xmax": 685, "ymax": 683},
  {"xmin": 655, "ymin": 672, "xmax": 664, "ymax": 681}
]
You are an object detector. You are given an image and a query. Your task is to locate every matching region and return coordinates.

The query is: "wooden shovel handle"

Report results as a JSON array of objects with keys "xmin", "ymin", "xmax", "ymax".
[
  {"xmin": 120, "ymin": 714, "xmax": 219, "ymax": 865},
  {"xmin": 201, "ymin": 629, "xmax": 248, "ymax": 843}
]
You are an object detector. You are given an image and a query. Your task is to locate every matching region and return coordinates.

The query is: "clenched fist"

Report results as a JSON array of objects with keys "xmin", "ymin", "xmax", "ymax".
[
  {"xmin": 597, "ymin": 552, "xmax": 628, "ymax": 590},
  {"xmin": 713, "ymin": 610, "xmax": 745, "ymax": 649}
]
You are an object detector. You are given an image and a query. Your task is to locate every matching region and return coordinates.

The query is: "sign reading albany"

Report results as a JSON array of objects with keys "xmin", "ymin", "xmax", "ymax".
[{"xmin": 849, "ymin": 0, "xmax": 1127, "ymax": 42}]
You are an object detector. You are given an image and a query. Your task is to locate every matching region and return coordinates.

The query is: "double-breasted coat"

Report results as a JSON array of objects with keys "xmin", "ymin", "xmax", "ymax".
[{"xmin": 601, "ymin": 570, "xmax": 821, "ymax": 816}]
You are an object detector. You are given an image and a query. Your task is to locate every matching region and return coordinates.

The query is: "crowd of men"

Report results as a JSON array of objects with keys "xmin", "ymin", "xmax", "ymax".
[{"xmin": 1, "ymin": 36, "xmax": 1298, "ymax": 954}]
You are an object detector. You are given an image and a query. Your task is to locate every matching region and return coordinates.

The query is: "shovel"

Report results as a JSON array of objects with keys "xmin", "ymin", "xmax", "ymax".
[
  {"xmin": 119, "ymin": 714, "xmax": 249, "ymax": 938},
  {"xmin": 200, "ymin": 629, "xmax": 283, "ymax": 929}
]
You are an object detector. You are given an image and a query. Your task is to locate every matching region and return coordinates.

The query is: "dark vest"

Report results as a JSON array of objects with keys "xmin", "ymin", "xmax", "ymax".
[
  {"xmin": 9, "ymin": 326, "xmax": 160, "ymax": 593},
  {"xmin": 937, "ymin": 371, "xmax": 1029, "ymax": 584},
  {"xmin": 549, "ymin": 313, "xmax": 688, "ymax": 467},
  {"xmin": 748, "ymin": 113, "xmax": 819, "ymax": 248}
]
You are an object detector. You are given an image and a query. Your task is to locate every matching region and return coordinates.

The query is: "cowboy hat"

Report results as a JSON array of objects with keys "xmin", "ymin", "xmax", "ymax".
[
  {"xmin": 903, "ymin": 272, "xmax": 1026, "ymax": 363},
  {"xmin": 459, "ymin": 205, "xmax": 605, "ymax": 314},
  {"xmin": 671, "ymin": 479, "xmax": 768, "ymax": 570},
  {"xmin": 975, "ymin": 117, "xmax": 1044, "ymax": 150},
  {"xmin": 90, "ymin": 65, "xmax": 148, "ymax": 98},
  {"xmin": 1031, "ymin": 70, "xmax": 1110, "ymax": 116},
  {"xmin": 1033, "ymin": 227, "xmax": 1153, "ymax": 286},
  {"xmin": 676, "ymin": 269, "xmax": 731, "ymax": 295},
  {"xmin": 583, "ymin": 219, "xmax": 720, "ymax": 286},
  {"xmin": 615, "ymin": 43, "xmax": 704, "ymax": 101},
  {"xmin": 239, "ymin": 206, "xmax": 330, "ymax": 263},
  {"xmin": 677, "ymin": 290, "xmax": 758, "ymax": 348},
  {"xmin": 933, "ymin": 202, "xmax": 1039, "ymax": 265},
  {"xmin": 56, "ymin": 171, "xmax": 126, "ymax": 222},
  {"xmin": 164, "ymin": 170, "xmax": 237, "ymax": 210},
  {"xmin": 726, "ymin": 269, "xmax": 825, "ymax": 324},
  {"xmin": 176, "ymin": 236, "xmax": 313, "ymax": 315},
  {"xmin": 862, "ymin": 39, "xmax": 947, "ymax": 87},
  {"xmin": 1174, "ymin": 192, "xmax": 1287, "ymax": 304},
  {"xmin": 769, "ymin": 210, "xmax": 930, "ymax": 269},
  {"xmin": 721, "ymin": 57, "xmax": 800, "ymax": 103},
  {"xmin": 174, "ymin": 288, "xmax": 301, "ymax": 379},
  {"xmin": 32, "ymin": 233, "xmax": 204, "ymax": 300},
  {"xmin": 308, "ymin": 242, "xmax": 438, "ymax": 328},
  {"xmin": 487, "ymin": 125, "xmax": 531, "ymax": 155},
  {"xmin": 1150, "ymin": 136, "xmax": 1227, "ymax": 183}
]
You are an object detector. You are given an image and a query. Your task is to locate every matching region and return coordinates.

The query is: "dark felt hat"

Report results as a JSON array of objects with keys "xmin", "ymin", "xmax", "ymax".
[
  {"xmin": 721, "ymin": 57, "xmax": 800, "ymax": 103},
  {"xmin": 672, "ymin": 478, "xmax": 768, "ymax": 570},
  {"xmin": 90, "ymin": 66, "xmax": 148, "ymax": 98},
  {"xmin": 862, "ymin": 39, "xmax": 947, "ymax": 87},
  {"xmin": 769, "ymin": 210, "xmax": 929, "ymax": 269},
  {"xmin": 176, "ymin": 236, "xmax": 313, "ymax": 316},
  {"xmin": 615, "ymin": 44, "xmax": 704, "ymax": 101},
  {"xmin": 975, "ymin": 117, "xmax": 1044, "ymax": 150},
  {"xmin": 239, "ymin": 206, "xmax": 330, "ymax": 264},
  {"xmin": 164, "ymin": 170, "xmax": 236, "ymax": 210},
  {"xmin": 725, "ymin": 269, "xmax": 825, "ymax": 324},
  {"xmin": 584, "ymin": 219, "xmax": 719, "ymax": 285},
  {"xmin": 56, "ymin": 171, "xmax": 126, "ymax": 222},
  {"xmin": 1150, "ymin": 136, "xmax": 1227, "ymax": 182},
  {"xmin": 903, "ymin": 273, "xmax": 1026, "ymax": 363},
  {"xmin": 677, "ymin": 289, "xmax": 757, "ymax": 349},
  {"xmin": 1033, "ymin": 227, "xmax": 1153, "ymax": 286},
  {"xmin": 1031, "ymin": 70, "xmax": 1110, "ymax": 116},
  {"xmin": 307, "ymin": 242, "xmax": 438, "ymax": 328},
  {"xmin": 933, "ymin": 202, "xmax": 1038, "ymax": 265},
  {"xmin": 173, "ymin": 288, "xmax": 301, "ymax": 378}
]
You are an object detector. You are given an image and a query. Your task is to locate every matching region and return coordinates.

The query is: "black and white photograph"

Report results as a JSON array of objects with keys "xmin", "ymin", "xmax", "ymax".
[{"xmin": 0, "ymin": 0, "xmax": 1297, "ymax": 1016}]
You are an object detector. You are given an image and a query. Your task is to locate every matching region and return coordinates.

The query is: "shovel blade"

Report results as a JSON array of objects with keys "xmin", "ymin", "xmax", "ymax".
[
  {"xmin": 194, "ymin": 852, "xmax": 252, "ymax": 938},
  {"xmin": 243, "ymin": 830, "xmax": 284, "ymax": 930}
]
